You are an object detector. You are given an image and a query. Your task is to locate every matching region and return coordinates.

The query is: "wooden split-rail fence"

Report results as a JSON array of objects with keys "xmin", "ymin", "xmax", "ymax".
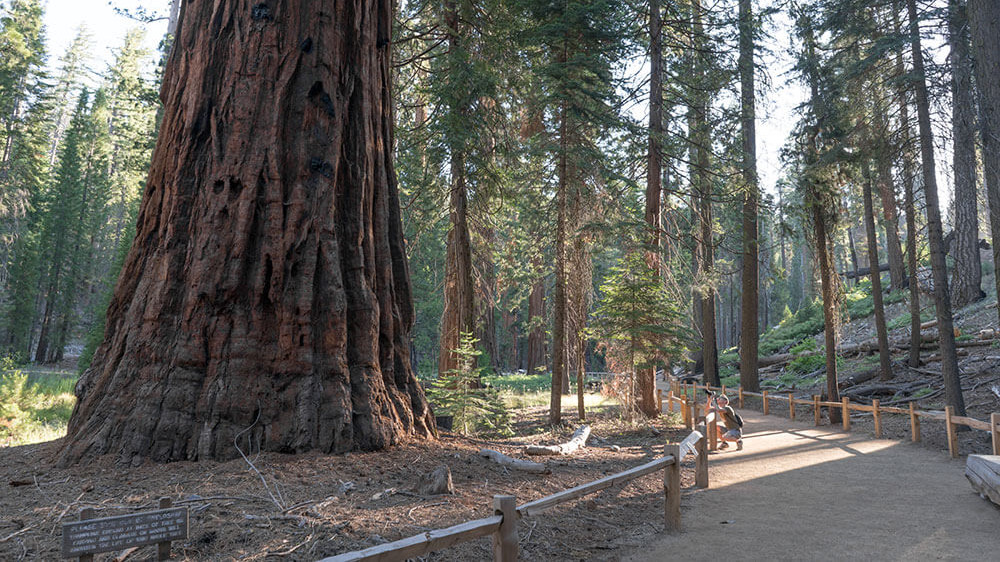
[
  {"xmin": 320, "ymin": 429, "xmax": 709, "ymax": 562},
  {"xmin": 658, "ymin": 379, "xmax": 1000, "ymax": 458}
]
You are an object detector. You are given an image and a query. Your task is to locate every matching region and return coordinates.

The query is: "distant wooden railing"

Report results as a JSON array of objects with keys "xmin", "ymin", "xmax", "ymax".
[
  {"xmin": 659, "ymin": 380, "xmax": 1000, "ymax": 458},
  {"xmin": 320, "ymin": 430, "xmax": 707, "ymax": 562}
]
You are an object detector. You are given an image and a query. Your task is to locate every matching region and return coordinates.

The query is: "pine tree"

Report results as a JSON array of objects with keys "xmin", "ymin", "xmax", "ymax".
[
  {"xmin": 968, "ymin": 0, "xmax": 1000, "ymax": 325},
  {"xmin": 905, "ymin": 0, "xmax": 966, "ymax": 417},
  {"xmin": 516, "ymin": 0, "xmax": 628, "ymax": 424},
  {"xmin": 46, "ymin": 26, "xmax": 92, "ymax": 166},
  {"xmin": 35, "ymin": 89, "xmax": 112, "ymax": 362},
  {"xmin": 738, "ymin": 0, "xmax": 760, "ymax": 392},
  {"xmin": 948, "ymin": 0, "xmax": 982, "ymax": 307},
  {"xmin": 0, "ymin": 0, "xmax": 46, "ymax": 291},
  {"xmin": 793, "ymin": 5, "xmax": 845, "ymax": 422},
  {"xmin": 590, "ymin": 252, "xmax": 685, "ymax": 419}
]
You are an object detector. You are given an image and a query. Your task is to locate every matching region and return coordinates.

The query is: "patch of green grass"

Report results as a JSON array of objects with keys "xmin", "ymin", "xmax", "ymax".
[
  {"xmin": 887, "ymin": 308, "xmax": 934, "ymax": 331},
  {"xmin": 1, "ymin": 361, "xmax": 77, "ymax": 446},
  {"xmin": 789, "ymin": 338, "xmax": 818, "ymax": 354},
  {"xmin": 483, "ymin": 371, "xmax": 551, "ymax": 394},
  {"xmin": 844, "ymin": 283, "xmax": 875, "ymax": 320},
  {"xmin": 885, "ymin": 290, "xmax": 906, "ymax": 305},
  {"xmin": 788, "ymin": 353, "xmax": 824, "ymax": 375},
  {"xmin": 912, "ymin": 387, "xmax": 934, "ymax": 399},
  {"xmin": 759, "ymin": 300, "xmax": 825, "ymax": 356}
]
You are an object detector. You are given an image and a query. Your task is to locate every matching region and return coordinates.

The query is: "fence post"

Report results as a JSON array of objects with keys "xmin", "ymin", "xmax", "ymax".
[
  {"xmin": 945, "ymin": 405, "xmax": 958, "ymax": 458},
  {"xmin": 909, "ymin": 402, "xmax": 921, "ymax": 442},
  {"xmin": 992, "ymin": 413, "xmax": 999, "ymax": 456},
  {"xmin": 158, "ymin": 497, "xmax": 172, "ymax": 561},
  {"xmin": 682, "ymin": 399, "xmax": 691, "ymax": 430},
  {"xmin": 872, "ymin": 399, "xmax": 881, "ymax": 438},
  {"xmin": 788, "ymin": 392, "xmax": 795, "ymax": 420},
  {"xmin": 762, "ymin": 390, "xmax": 769, "ymax": 415},
  {"xmin": 695, "ymin": 423, "xmax": 709, "ymax": 488},
  {"xmin": 721, "ymin": 385, "xmax": 727, "ymax": 398},
  {"xmin": 813, "ymin": 395, "xmax": 821, "ymax": 426},
  {"xmin": 738, "ymin": 386, "xmax": 744, "ymax": 409},
  {"xmin": 492, "ymin": 495, "xmax": 518, "ymax": 562},
  {"xmin": 708, "ymin": 415, "xmax": 718, "ymax": 451},
  {"xmin": 664, "ymin": 444, "xmax": 681, "ymax": 532},
  {"xmin": 842, "ymin": 397, "xmax": 851, "ymax": 430},
  {"xmin": 79, "ymin": 507, "xmax": 95, "ymax": 562},
  {"xmin": 657, "ymin": 389, "xmax": 663, "ymax": 413}
]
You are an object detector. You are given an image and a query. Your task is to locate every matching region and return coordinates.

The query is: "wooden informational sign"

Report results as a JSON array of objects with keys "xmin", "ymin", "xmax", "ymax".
[{"xmin": 62, "ymin": 503, "xmax": 188, "ymax": 559}]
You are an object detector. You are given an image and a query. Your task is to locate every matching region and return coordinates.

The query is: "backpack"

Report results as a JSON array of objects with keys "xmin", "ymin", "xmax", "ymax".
[{"xmin": 733, "ymin": 410, "xmax": 745, "ymax": 428}]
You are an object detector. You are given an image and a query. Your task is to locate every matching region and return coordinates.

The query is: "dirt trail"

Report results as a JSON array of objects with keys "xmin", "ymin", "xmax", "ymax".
[{"xmin": 627, "ymin": 410, "xmax": 999, "ymax": 561}]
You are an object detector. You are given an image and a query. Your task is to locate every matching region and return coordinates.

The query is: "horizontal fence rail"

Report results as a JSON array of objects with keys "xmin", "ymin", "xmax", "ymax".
[
  {"xmin": 660, "ymin": 379, "xmax": 1000, "ymax": 458},
  {"xmin": 321, "ymin": 430, "xmax": 706, "ymax": 562},
  {"xmin": 320, "ymin": 514, "xmax": 504, "ymax": 562}
]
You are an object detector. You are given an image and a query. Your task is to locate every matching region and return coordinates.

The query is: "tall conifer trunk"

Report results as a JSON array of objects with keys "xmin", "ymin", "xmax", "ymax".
[
  {"xmin": 59, "ymin": 0, "xmax": 434, "ymax": 465},
  {"xmin": 551, "ymin": 78, "xmax": 569, "ymax": 425},
  {"xmin": 892, "ymin": 4, "xmax": 923, "ymax": 368},
  {"xmin": 438, "ymin": 0, "xmax": 476, "ymax": 378},
  {"xmin": 691, "ymin": 0, "xmax": 718, "ymax": 386},
  {"xmin": 738, "ymin": 0, "xmax": 759, "ymax": 392},
  {"xmin": 948, "ymin": 0, "xmax": 982, "ymax": 307},
  {"xmin": 863, "ymin": 166, "xmax": 893, "ymax": 381},
  {"xmin": 906, "ymin": 0, "xmax": 967, "ymax": 417},
  {"xmin": 968, "ymin": 0, "xmax": 1000, "ymax": 326},
  {"xmin": 875, "ymin": 153, "xmax": 905, "ymax": 292},
  {"xmin": 524, "ymin": 266, "xmax": 546, "ymax": 376},
  {"xmin": 639, "ymin": 0, "xmax": 663, "ymax": 417}
]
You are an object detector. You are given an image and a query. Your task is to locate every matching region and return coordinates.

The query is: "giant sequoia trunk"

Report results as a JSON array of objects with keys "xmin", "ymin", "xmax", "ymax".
[
  {"xmin": 968, "ymin": 0, "xmax": 1000, "ymax": 327},
  {"xmin": 524, "ymin": 267, "xmax": 546, "ymax": 375},
  {"xmin": 59, "ymin": 0, "xmax": 435, "ymax": 466}
]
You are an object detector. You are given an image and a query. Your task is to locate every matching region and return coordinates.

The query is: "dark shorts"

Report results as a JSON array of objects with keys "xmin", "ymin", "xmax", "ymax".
[{"xmin": 723, "ymin": 428, "xmax": 742, "ymax": 440}]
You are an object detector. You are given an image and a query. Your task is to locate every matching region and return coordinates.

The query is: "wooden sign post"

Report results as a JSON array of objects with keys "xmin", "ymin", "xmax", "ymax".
[{"xmin": 63, "ymin": 498, "xmax": 187, "ymax": 561}]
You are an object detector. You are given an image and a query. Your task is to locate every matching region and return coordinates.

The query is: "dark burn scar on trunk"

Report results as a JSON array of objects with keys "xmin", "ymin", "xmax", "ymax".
[
  {"xmin": 300, "ymin": 37, "xmax": 313, "ymax": 53},
  {"xmin": 309, "ymin": 158, "xmax": 333, "ymax": 178},
  {"xmin": 307, "ymin": 81, "xmax": 336, "ymax": 118},
  {"xmin": 251, "ymin": 3, "xmax": 272, "ymax": 22}
]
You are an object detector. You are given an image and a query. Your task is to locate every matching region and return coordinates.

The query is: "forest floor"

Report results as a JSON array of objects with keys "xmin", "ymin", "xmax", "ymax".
[{"xmin": 0, "ymin": 403, "xmax": 702, "ymax": 561}]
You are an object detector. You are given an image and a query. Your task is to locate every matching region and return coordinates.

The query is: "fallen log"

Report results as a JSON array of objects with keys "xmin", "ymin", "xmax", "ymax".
[
  {"xmin": 965, "ymin": 455, "xmax": 1000, "ymax": 507},
  {"xmin": 839, "ymin": 367, "xmax": 879, "ymax": 389},
  {"xmin": 524, "ymin": 425, "xmax": 591, "ymax": 456},
  {"xmin": 840, "ymin": 263, "xmax": 890, "ymax": 279},
  {"xmin": 841, "ymin": 381, "xmax": 925, "ymax": 398},
  {"xmin": 479, "ymin": 449, "xmax": 550, "ymax": 474}
]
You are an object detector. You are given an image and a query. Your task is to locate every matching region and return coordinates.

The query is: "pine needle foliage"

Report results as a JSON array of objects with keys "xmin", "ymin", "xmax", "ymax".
[
  {"xmin": 426, "ymin": 332, "xmax": 513, "ymax": 437},
  {"xmin": 589, "ymin": 252, "xmax": 687, "ymax": 416}
]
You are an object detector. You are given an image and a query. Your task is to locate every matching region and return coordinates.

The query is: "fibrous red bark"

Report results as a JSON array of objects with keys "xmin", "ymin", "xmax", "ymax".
[{"xmin": 59, "ymin": 0, "xmax": 434, "ymax": 465}]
